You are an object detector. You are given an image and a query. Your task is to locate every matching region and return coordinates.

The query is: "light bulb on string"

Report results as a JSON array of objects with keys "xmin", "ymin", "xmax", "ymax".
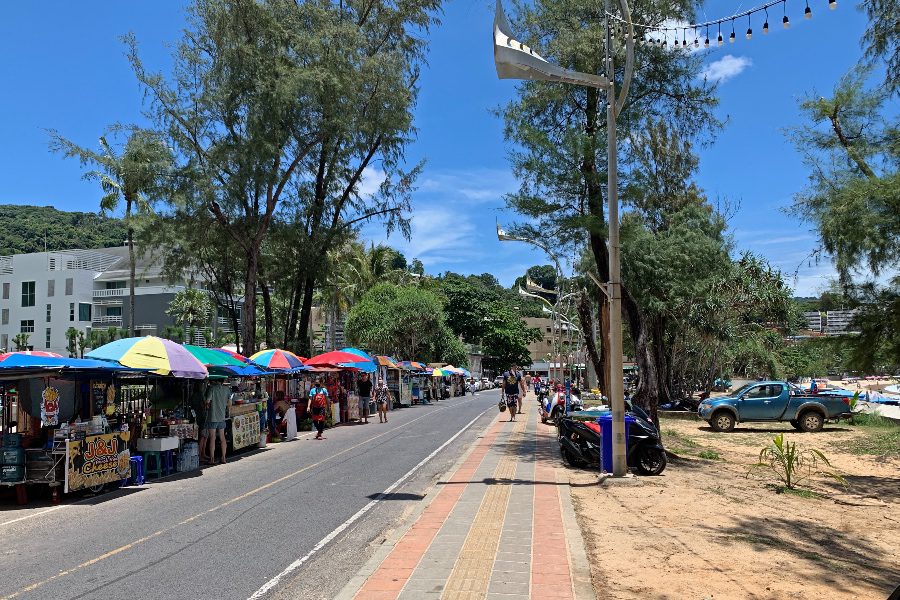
[
  {"xmin": 704, "ymin": 25, "xmax": 710, "ymax": 48},
  {"xmin": 763, "ymin": 7, "xmax": 770, "ymax": 33},
  {"xmin": 717, "ymin": 23, "xmax": 723, "ymax": 46},
  {"xmin": 783, "ymin": 0, "xmax": 790, "ymax": 28},
  {"xmin": 805, "ymin": 0, "xmax": 812, "ymax": 18},
  {"xmin": 729, "ymin": 20, "xmax": 736, "ymax": 43},
  {"xmin": 746, "ymin": 14, "xmax": 752, "ymax": 39},
  {"xmin": 829, "ymin": 0, "xmax": 837, "ymax": 10}
]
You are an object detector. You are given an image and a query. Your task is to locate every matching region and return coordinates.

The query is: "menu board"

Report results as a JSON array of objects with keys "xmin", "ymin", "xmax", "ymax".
[
  {"xmin": 230, "ymin": 413, "xmax": 260, "ymax": 450},
  {"xmin": 65, "ymin": 432, "xmax": 131, "ymax": 493}
]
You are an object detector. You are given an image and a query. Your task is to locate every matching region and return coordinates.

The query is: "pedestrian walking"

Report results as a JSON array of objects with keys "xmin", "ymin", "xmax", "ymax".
[
  {"xmin": 501, "ymin": 369, "xmax": 521, "ymax": 421},
  {"xmin": 204, "ymin": 381, "xmax": 229, "ymax": 464},
  {"xmin": 357, "ymin": 373, "xmax": 372, "ymax": 424},
  {"xmin": 375, "ymin": 379, "xmax": 390, "ymax": 423},
  {"xmin": 307, "ymin": 378, "xmax": 329, "ymax": 440}
]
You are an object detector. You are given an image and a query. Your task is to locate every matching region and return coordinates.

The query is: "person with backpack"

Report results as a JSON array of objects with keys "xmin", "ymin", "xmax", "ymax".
[
  {"xmin": 501, "ymin": 369, "xmax": 522, "ymax": 421},
  {"xmin": 307, "ymin": 378, "xmax": 329, "ymax": 440}
]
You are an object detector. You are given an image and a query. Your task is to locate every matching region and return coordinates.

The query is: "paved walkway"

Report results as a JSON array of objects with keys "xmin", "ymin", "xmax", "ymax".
[{"xmin": 337, "ymin": 397, "xmax": 594, "ymax": 600}]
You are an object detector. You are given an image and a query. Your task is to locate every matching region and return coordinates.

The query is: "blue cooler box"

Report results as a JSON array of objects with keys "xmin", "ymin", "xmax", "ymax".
[{"xmin": 595, "ymin": 414, "xmax": 634, "ymax": 472}]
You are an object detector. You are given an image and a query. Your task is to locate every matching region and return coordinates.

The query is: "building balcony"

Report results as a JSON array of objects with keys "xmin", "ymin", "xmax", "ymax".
[
  {"xmin": 92, "ymin": 315, "xmax": 123, "ymax": 325},
  {"xmin": 93, "ymin": 297, "xmax": 124, "ymax": 306},
  {"xmin": 93, "ymin": 288, "xmax": 125, "ymax": 298},
  {"xmin": 134, "ymin": 324, "xmax": 157, "ymax": 331}
]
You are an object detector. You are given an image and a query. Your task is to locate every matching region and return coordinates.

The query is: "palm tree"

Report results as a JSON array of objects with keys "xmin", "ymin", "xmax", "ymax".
[
  {"xmin": 166, "ymin": 288, "xmax": 214, "ymax": 344},
  {"xmin": 50, "ymin": 129, "xmax": 172, "ymax": 336}
]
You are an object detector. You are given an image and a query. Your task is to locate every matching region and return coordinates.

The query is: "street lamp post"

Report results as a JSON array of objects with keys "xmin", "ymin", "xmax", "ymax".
[{"xmin": 493, "ymin": 0, "xmax": 634, "ymax": 476}]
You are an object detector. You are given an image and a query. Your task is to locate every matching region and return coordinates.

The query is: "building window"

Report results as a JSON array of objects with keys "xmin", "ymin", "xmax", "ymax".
[
  {"xmin": 65, "ymin": 278, "xmax": 73, "ymax": 295},
  {"xmin": 46, "ymin": 304, "xmax": 52, "ymax": 322},
  {"xmin": 20, "ymin": 320, "xmax": 35, "ymax": 333},
  {"xmin": 78, "ymin": 303, "xmax": 92, "ymax": 322},
  {"xmin": 69, "ymin": 303, "xmax": 75, "ymax": 322},
  {"xmin": 107, "ymin": 307, "xmax": 122, "ymax": 317},
  {"xmin": 45, "ymin": 328, "xmax": 51, "ymax": 349},
  {"xmin": 0, "ymin": 334, "xmax": 7, "ymax": 351},
  {"xmin": 2, "ymin": 282, "xmax": 8, "ymax": 300},
  {"xmin": 21, "ymin": 281, "xmax": 35, "ymax": 307},
  {"xmin": 47, "ymin": 279, "xmax": 55, "ymax": 297},
  {"xmin": 106, "ymin": 281, "xmax": 126, "ymax": 289},
  {"xmin": 1, "ymin": 309, "xmax": 7, "ymax": 325}
]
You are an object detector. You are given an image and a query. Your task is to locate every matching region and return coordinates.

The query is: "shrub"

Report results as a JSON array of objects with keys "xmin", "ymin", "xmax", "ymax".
[{"xmin": 750, "ymin": 433, "xmax": 846, "ymax": 490}]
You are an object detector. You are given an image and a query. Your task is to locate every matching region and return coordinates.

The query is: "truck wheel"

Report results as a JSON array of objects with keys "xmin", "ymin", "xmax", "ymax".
[
  {"xmin": 710, "ymin": 411, "xmax": 735, "ymax": 432},
  {"xmin": 789, "ymin": 419, "xmax": 802, "ymax": 430},
  {"xmin": 798, "ymin": 410, "xmax": 824, "ymax": 432}
]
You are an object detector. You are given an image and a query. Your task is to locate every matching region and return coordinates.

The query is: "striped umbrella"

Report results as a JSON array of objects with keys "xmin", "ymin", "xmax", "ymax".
[
  {"xmin": 249, "ymin": 348, "xmax": 305, "ymax": 371},
  {"xmin": 0, "ymin": 350, "xmax": 65, "ymax": 358},
  {"xmin": 86, "ymin": 336, "xmax": 208, "ymax": 379}
]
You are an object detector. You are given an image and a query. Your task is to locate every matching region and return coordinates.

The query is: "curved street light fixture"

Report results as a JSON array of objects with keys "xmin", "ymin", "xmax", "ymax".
[{"xmin": 493, "ymin": 0, "xmax": 633, "ymax": 476}]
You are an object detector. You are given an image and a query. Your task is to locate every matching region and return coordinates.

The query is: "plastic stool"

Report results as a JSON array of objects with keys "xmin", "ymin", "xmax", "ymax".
[
  {"xmin": 143, "ymin": 451, "xmax": 162, "ymax": 479},
  {"xmin": 122, "ymin": 455, "xmax": 144, "ymax": 486},
  {"xmin": 161, "ymin": 449, "xmax": 173, "ymax": 476}
]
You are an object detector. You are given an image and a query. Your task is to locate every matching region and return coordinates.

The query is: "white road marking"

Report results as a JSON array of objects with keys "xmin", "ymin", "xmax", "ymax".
[
  {"xmin": 0, "ymin": 505, "xmax": 65, "ymax": 528},
  {"xmin": 246, "ymin": 408, "xmax": 491, "ymax": 600}
]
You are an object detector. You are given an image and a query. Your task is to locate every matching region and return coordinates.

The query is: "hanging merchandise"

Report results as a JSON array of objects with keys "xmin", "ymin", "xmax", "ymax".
[{"xmin": 40, "ymin": 385, "xmax": 60, "ymax": 427}]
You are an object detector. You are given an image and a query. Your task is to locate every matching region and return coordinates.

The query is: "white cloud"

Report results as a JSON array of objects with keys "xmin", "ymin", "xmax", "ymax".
[
  {"xmin": 700, "ymin": 55, "xmax": 752, "ymax": 83},
  {"xmin": 417, "ymin": 168, "xmax": 516, "ymax": 206},
  {"xmin": 357, "ymin": 166, "xmax": 386, "ymax": 198}
]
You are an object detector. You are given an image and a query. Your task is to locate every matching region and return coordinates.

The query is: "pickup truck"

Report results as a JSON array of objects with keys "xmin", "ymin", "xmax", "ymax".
[{"xmin": 698, "ymin": 381, "xmax": 853, "ymax": 432}]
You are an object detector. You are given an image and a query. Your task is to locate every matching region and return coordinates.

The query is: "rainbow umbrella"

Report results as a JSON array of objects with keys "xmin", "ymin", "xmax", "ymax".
[
  {"xmin": 214, "ymin": 347, "xmax": 253, "ymax": 363},
  {"xmin": 249, "ymin": 349, "xmax": 306, "ymax": 371},
  {"xmin": 306, "ymin": 350, "xmax": 369, "ymax": 367},
  {"xmin": 184, "ymin": 345, "xmax": 269, "ymax": 377},
  {"xmin": 86, "ymin": 336, "xmax": 208, "ymax": 379},
  {"xmin": 431, "ymin": 368, "xmax": 448, "ymax": 377}
]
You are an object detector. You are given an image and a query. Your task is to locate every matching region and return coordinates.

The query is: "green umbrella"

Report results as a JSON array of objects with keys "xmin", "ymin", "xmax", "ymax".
[{"xmin": 183, "ymin": 344, "xmax": 248, "ymax": 368}]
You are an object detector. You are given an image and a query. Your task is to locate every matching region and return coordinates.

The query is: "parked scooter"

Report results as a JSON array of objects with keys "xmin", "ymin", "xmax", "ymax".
[
  {"xmin": 557, "ymin": 411, "xmax": 667, "ymax": 475},
  {"xmin": 540, "ymin": 387, "xmax": 583, "ymax": 425}
]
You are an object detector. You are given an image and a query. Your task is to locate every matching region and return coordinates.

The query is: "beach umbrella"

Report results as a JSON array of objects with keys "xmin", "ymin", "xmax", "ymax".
[
  {"xmin": 214, "ymin": 348, "xmax": 254, "ymax": 363},
  {"xmin": 182, "ymin": 344, "xmax": 270, "ymax": 376},
  {"xmin": 0, "ymin": 353, "xmax": 137, "ymax": 371},
  {"xmin": 431, "ymin": 368, "xmax": 448, "ymax": 377},
  {"xmin": 0, "ymin": 350, "xmax": 64, "ymax": 359},
  {"xmin": 336, "ymin": 347, "xmax": 377, "ymax": 372},
  {"xmin": 306, "ymin": 350, "xmax": 370, "ymax": 367},
  {"xmin": 249, "ymin": 348, "xmax": 305, "ymax": 370},
  {"xmin": 86, "ymin": 336, "xmax": 208, "ymax": 379}
]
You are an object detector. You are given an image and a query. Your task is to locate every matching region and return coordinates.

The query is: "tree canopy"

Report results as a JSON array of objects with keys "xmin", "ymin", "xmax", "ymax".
[{"xmin": 0, "ymin": 204, "xmax": 126, "ymax": 255}]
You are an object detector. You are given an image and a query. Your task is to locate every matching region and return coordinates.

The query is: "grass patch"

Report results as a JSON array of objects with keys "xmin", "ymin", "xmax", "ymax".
[
  {"xmin": 851, "ymin": 411, "xmax": 898, "ymax": 428},
  {"xmin": 697, "ymin": 449, "xmax": 722, "ymax": 460},
  {"xmin": 778, "ymin": 486, "xmax": 824, "ymax": 499},
  {"xmin": 725, "ymin": 532, "xmax": 830, "ymax": 564},
  {"xmin": 664, "ymin": 429, "xmax": 699, "ymax": 448},
  {"xmin": 847, "ymin": 430, "xmax": 900, "ymax": 457}
]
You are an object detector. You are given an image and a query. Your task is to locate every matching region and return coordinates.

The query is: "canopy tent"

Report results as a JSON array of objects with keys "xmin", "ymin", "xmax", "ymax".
[
  {"xmin": 250, "ymin": 349, "xmax": 306, "ymax": 371},
  {"xmin": 86, "ymin": 336, "xmax": 208, "ymax": 379}
]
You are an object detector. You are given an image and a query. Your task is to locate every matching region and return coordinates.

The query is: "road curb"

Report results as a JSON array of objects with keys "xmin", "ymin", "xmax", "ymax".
[
  {"xmin": 558, "ymin": 455, "xmax": 597, "ymax": 600},
  {"xmin": 332, "ymin": 408, "xmax": 497, "ymax": 600}
]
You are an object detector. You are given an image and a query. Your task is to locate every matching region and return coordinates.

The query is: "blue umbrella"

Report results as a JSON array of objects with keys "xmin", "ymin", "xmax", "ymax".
[{"xmin": 338, "ymin": 347, "xmax": 377, "ymax": 373}]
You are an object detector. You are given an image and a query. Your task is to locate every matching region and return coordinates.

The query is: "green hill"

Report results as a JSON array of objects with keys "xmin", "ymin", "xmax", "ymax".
[{"xmin": 0, "ymin": 204, "xmax": 126, "ymax": 255}]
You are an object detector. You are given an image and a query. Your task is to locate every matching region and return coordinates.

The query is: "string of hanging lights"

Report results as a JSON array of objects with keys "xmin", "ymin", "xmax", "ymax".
[{"xmin": 607, "ymin": 0, "xmax": 835, "ymax": 48}]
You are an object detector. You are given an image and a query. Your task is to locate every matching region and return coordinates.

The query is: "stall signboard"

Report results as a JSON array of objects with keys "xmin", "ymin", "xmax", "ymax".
[
  {"xmin": 231, "ymin": 413, "xmax": 260, "ymax": 451},
  {"xmin": 41, "ymin": 386, "xmax": 60, "ymax": 427},
  {"xmin": 65, "ymin": 432, "xmax": 131, "ymax": 493}
]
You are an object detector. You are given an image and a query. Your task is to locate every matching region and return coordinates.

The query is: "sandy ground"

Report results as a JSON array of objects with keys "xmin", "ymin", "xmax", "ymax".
[{"xmin": 568, "ymin": 416, "xmax": 900, "ymax": 600}]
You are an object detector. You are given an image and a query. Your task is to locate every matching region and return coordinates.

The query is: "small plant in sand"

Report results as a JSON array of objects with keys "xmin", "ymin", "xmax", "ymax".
[{"xmin": 749, "ymin": 433, "xmax": 846, "ymax": 491}]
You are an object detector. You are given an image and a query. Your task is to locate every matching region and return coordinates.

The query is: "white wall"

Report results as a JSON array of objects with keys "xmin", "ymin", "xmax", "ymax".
[{"xmin": 0, "ymin": 253, "xmax": 97, "ymax": 354}]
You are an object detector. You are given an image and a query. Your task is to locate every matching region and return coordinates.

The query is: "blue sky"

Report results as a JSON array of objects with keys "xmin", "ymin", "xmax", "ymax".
[{"xmin": 0, "ymin": 1, "xmax": 874, "ymax": 295}]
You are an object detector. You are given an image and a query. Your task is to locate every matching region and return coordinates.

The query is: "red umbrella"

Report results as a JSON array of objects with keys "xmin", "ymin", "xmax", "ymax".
[{"xmin": 305, "ymin": 350, "xmax": 369, "ymax": 367}]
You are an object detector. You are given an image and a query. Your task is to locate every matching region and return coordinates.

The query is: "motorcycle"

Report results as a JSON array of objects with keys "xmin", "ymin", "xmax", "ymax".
[
  {"xmin": 540, "ymin": 388, "xmax": 583, "ymax": 425},
  {"xmin": 557, "ymin": 411, "xmax": 667, "ymax": 475}
]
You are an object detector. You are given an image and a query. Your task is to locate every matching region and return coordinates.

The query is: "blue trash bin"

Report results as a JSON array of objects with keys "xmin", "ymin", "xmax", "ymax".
[{"xmin": 595, "ymin": 414, "xmax": 634, "ymax": 472}]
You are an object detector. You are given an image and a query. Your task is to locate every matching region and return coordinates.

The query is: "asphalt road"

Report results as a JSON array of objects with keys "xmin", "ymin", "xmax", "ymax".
[{"xmin": 0, "ymin": 390, "xmax": 503, "ymax": 600}]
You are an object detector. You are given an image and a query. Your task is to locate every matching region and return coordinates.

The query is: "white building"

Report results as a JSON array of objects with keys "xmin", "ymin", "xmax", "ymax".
[
  {"xmin": 824, "ymin": 309, "xmax": 860, "ymax": 336},
  {"xmin": 0, "ymin": 247, "xmax": 238, "ymax": 355}
]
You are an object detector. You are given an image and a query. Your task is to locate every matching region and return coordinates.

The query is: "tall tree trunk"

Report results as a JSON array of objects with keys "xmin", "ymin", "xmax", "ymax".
[
  {"xmin": 241, "ymin": 250, "xmax": 259, "ymax": 355},
  {"xmin": 126, "ymin": 199, "xmax": 136, "ymax": 337},
  {"xmin": 297, "ymin": 275, "xmax": 316, "ymax": 356},
  {"xmin": 260, "ymin": 276, "xmax": 273, "ymax": 349},
  {"xmin": 577, "ymin": 291, "xmax": 605, "ymax": 394}
]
